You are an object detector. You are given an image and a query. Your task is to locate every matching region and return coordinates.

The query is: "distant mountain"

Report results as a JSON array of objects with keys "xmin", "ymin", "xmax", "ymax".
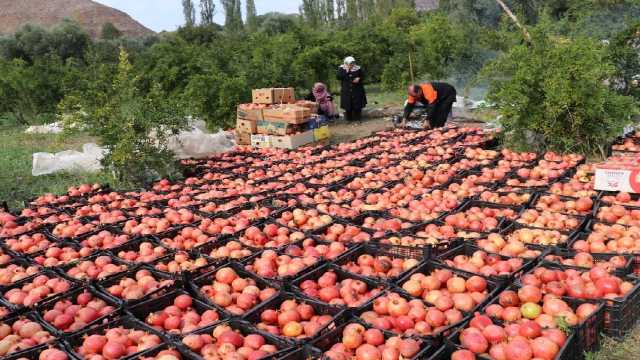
[
  {"xmin": 0, "ymin": 0, "xmax": 154, "ymax": 38},
  {"xmin": 416, "ymin": 0, "xmax": 440, "ymax": 11}
]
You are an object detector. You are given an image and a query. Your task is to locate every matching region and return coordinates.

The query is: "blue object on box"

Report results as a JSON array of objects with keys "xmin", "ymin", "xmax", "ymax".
[{"xmin": 306, "ymin": 115, "xmax": 329, "ymax": 130}]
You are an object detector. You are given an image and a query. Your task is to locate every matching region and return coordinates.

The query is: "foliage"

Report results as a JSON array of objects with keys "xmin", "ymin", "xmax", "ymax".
[
  {"xmin": 482, "ymin": 25, "xmax": 638, "ymax": 156},
  {"xmin": 101, "ymin": 23, "xmax": 122, "ymax": 40},
  {"xmin": 609, "ymin": 21, "xmax": 640, "ymax": 99},
  {"xmin": 182, "ymin": 0, "xmax": 196, "ymax": 27},
  {"xmin": 61, "ymin": 49, "xmax": 187, "ymax": 185},
  {"xmin": 200, "ymin": 0, "xmax": 215, "ymax": 25}
]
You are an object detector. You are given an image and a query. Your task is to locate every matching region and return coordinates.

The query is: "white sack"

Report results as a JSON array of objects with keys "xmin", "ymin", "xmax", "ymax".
[
  {"xmin": 25, "ymin": 122, "xmax": 63, "ymax": 134},
  {"xmin": 167, "ymin": 128, "xmax": 236, "ymax": 160},
  {"xmin": 32, "ymin": 143, "xmax": 106, "ymax": 176}
]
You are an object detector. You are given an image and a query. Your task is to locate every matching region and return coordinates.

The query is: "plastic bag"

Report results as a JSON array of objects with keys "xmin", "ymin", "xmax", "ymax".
[
  {"xmin": 32, "ymin": 143, "xmax": 106, "ymax": 176},
  {"xmin": 24, "ymin": 122, "xmax": 63, "ymax": 134},
  {"xmin": 167, "ymin": 128, "xmax": 236, "ymax": 160}
]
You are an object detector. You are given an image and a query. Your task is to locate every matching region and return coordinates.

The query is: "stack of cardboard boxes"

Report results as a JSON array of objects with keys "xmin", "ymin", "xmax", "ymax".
[{"xmin": 235, "ymin": 88, "xmax": 330, "ymax": 149}]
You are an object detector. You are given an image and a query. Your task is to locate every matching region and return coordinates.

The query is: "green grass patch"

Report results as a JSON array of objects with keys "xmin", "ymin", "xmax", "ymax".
[{"xmin": 0, "ymin": 125, "xmax": 117, "ymax": 210}]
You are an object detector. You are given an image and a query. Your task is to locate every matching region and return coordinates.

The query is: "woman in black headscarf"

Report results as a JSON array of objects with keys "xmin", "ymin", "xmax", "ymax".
[{"xmin": 337, "ymin": 56, "xmax": 367, "ymax": 122}]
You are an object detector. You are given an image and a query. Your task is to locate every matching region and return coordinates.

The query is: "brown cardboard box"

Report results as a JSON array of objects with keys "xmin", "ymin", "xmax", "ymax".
[
  {"xmin": 236, "ymin": 118, "xmax": 257, "ymax": 134},
  {"xmin": 263, "ymin": 104, "xmax": 312, "ymax": 124},
  {"xmin": 236, "ymin": 131, "xmax": 251, "ymax": 145},
  {"xmin": 271, "ymin": 130, "xmax": 315, "ymax": 149},
  {"xmin": 252, "ymin": 88, "xmax": 295, "ymax": 104},
  {"xmin": 237, "ymin": 104, "xmax": 265, "ymax": 121},
  {"xmin": 296, "ymin": 100, "xmax": 319, "ymax": 114},
  {"xmin": 257, "ymin": 120, "xmax": 304, "ymax": 136}
]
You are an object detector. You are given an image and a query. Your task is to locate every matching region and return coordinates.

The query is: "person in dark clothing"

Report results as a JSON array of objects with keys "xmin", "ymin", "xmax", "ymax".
[
  {"xmin": 402, "ymin": 82, "xmax": 457, "ymax": 128},
  {"xmin": 337, "ymin": 56, "xmax": 367, "ymax": 121}
]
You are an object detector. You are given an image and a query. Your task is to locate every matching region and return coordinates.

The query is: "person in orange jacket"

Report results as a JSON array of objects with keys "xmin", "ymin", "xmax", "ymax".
[{"xmin": 401, "ymin": 82, "xmax": 457, "ymax": 128}]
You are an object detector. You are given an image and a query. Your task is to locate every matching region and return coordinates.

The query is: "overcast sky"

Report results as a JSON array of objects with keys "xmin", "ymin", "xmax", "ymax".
[{"xmin": 94, "ymin": 0, "xmax": 302, "ymax": 32}]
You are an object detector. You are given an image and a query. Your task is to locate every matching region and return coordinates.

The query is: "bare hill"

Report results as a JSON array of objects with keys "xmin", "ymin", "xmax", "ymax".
[{"xmin": 0, "ymin": 0, "xmax": 154, "ymax": 38}]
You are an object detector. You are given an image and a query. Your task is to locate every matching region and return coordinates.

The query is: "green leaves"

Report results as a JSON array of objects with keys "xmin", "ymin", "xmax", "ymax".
[{"xmin": 483, "ymin": 25, "xmax": 638, "ymax": 156}]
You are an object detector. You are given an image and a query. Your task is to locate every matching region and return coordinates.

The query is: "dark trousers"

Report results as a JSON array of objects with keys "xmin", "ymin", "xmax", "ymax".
[
  {"xmin": 429, "ymin": 87, "xmax": 456, "ymax": 128},
  {"xmin": 345, "ymin": 109, "xmax": 362, "ymax": 121}
]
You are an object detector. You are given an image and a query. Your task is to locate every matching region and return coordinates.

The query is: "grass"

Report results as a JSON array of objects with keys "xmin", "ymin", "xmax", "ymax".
[
  {"xmin": 0, "ymin": 125, "xmax": 117, "ymax": 210},
  {"xmin": 589, "ymin": 327, "xmax": 640, "ymax": 360}
]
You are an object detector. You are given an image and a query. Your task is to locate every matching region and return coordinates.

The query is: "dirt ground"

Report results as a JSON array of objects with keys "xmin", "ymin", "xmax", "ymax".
[{"xmin": 328, "ymin": 112, "xmax": 489, "ymax": 143}]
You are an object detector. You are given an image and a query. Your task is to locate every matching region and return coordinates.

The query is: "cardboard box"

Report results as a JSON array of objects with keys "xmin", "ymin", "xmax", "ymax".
[
  {"xmin": 251, "ymin": 134, "xmax": 272, "ymax": 148},
  {"xmin": 236, "ymin": 118, "xmax": 257, "ymax": 134},
  {"xmin": 252, "ymin": 88, "xmax": 295, "ymax": 104},
  {"xmin": 314, "ymin": 126, "xmax": 331, "ymax": 141},
  {"xmin": 237, "ymin": 104, "xmax": 264, "ymax": 121},
  {"xmin": 263, "ymin": 104, "xmax": 312, "ymax": 124},
  {"xmin": 595, "ymin": 162, "xmax": 640, "ymax": 193},
  {"xmin": 271, "ymin": 130, "xmax": 315, "ymax": 149},
  {"xmin": 296, "ymin": 100, "xmax": 318, "ymax": 114},
  {"xmin": 257, "ymin": 120, "xmax": 303, "ymax": 136},
  {"xmin": 236, "ymin": 131, "xmax": 251, "ymax": 145}
]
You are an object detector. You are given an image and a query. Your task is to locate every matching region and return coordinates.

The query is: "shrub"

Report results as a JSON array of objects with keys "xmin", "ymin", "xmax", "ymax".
[{"xmin": 482, "ymin": 26, "xmax": 638, "ymax": 157}]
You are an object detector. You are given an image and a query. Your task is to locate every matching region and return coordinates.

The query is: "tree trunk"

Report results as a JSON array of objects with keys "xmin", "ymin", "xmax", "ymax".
[{"xmin": 495, "ymin": 0, "xmax": 532, "ymax": 43}]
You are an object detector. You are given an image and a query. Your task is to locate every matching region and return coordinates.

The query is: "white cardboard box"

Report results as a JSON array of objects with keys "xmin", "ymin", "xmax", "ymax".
[
  {"xmin": 594, "ymin": 165, "xmax": 640, "ymax": 193},
  {"xmin": 271, "ymin": 130, "xmax": 315, "ymax": 149},
  {"xmin": 251, "ymin": 134, "xmax": 271, "ymax": 148}
]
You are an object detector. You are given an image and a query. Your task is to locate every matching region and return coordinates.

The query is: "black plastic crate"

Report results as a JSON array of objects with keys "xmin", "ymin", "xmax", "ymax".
[
  {"xmin": 128, "ymin": 289, "xmax": 225, "ymax": 339},
  {"xmin": 444, "ymin": 319, "xmax": 578, "ymax": 360},
  {"xmin": 2, "ymin": 341, "xmax": 71, "ymax": 360},
  {"xmin": 309, "ymin": 317, "xmax": 436, "ymax": 360},
  {"xmin": 241, "ymin": 249, "xmax": 325, "ymax": 287},
  {"xmin": 95, "ymin": 267, "xmax": 177, "ymax": 306},
  {"xmin": 34, "ymin": 286, "xmax": 122, "ymax": 337},
  {"xmin": 108, "ymin": 237, "xmax": 172, "ymax": 267},
  {"xmin": 150, "ymin": 251, "xmax": 214, "ymax": 282},
  {"xmin": 518, "ymin": 262, "xmax": 640, "ymax": 340},
  {"xmin": 481, "ymin": 284, "xmax": 605, "ymax": 355},
  {"xmin": 354, "ymin": 288, "xmax": 469, "ymax": 344},
  {"xmin": 514, "ymin": 209, "xmax": 590, "ymax": 235},
  {"xmin": 0, "ymin": 257, "xmax": 42, "ymax": 291},
  {"xmin": 396, "ymin": 261, "xmax": 502, "ymax": 314},
  {"xmin": 289, "ymin": 263, "xmax": 386, "ymax": 311},
  {"xmin": 242, "ymin": 291, "xmax": 346, "ymax": 346},
  {"xmin": 499, "ymin": 222, "xmax": 576, "ymax": 249},
  {"xmin": 129, "ymin": 343, "xmax": 195, "ymax": 360},
  {"xmin": 0, "ymin": 313, "xmax": 58, "ymax": 359},
  {"xmin": 188, "ymin": 262, "xmax": 280, "ymax": 318},
  {"xmin": 193, "ymin": 235, "xmax": 256, "ymax": 264},
  {"xmin": 56, "ymin": 251, "xmax": 131, "ymax": 285},
  {"xmin": 531, "ymin": 192, "xmax": 596, "ymax": 216},
  {"xmin": 2, "ymin": 270, "xmax": 79, "ymax": 311},
  {"xmin": 541, "ymin": 247, "xmax": 634, "ymax": 278},
  {"xmin": 64, "ymin": 314, "xmax": 170, "ymax": 360},
  {"xmin": 330, "ymin": 243, "xmax": 425, "ymax": 285},
  {"xmin": 434, "ymin": 242, "xmax": 537, "ymax": 284}
]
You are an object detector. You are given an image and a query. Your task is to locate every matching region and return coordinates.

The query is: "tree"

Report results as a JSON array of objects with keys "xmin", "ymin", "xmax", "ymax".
[
  {"xmin": 61, "ymin": 49, "xmax": 187, "ymax": 185},
  {"xmin": 346, "ymin": 0, "xmax": 359, "ymax": 24},
  {"xmin": 246, "ymin": 0, "xmax": 259, "ymax": 32},
  {"xmin": 609, "ymin": 21, "xmax": 640, "ymax": 99},
  {"xmin": 301, "ymin": 0, "xmax": 322, "ymax": 26},
  {"xmin": 325, "ymin": 0, "xmax": 336, "ymax": 23},
  {"xmin": 482, "ymin": 26, "xmax": 638, "ymax": 156},
  {"xmin": 200, "ymin": 0, "xmax": 215, "ymax": 25},
  {"xmin": 182, "ymin": 0, "xmax": 196, "ymax": 27},
  {"xmin": 101, "ymin": 22, "xmax": 122, "ymax": 40},
  {"xmin": 222, "ymin": 0, "xmax": 243, "ymax": 32}
]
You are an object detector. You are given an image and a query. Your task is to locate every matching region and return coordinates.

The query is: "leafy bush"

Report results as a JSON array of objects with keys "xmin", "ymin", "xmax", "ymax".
[
  {"xmin": 483, "ymin": 26, "xmax": 638, "ymax": 156},
  {"xmin": 61, "ymin": 49, "xmax": 187, "ymax": 185}
]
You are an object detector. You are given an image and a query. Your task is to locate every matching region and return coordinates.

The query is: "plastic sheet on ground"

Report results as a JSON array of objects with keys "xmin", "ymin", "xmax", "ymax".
[
  {"xmin": 24, "ymin": 122, "xmax": 64, "ymax": 134},
  {"xmin": 32, "ymin": 143, "xmax": 106, "ymax": 176},
  {"xmin": 31, "ymin": 120, "xmax": 236, "ymax": 176},
  {"xmin": 454, "ymin": 96, "xmax": 491, "ymax": 110}
]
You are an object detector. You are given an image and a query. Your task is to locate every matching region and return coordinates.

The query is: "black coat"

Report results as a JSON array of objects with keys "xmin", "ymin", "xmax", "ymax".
[{"xmin": 337, "ymin": 66, "xmax": 367, "ymax": 111}]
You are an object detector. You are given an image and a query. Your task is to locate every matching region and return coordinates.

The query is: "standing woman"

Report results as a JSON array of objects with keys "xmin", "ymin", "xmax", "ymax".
[{"xmin": 337, "ymin": 56, "xmax": 367, "ymax": 121}]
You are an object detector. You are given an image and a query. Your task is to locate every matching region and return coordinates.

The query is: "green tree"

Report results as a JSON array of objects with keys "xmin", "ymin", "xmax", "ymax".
[
  {"xmin": 101, "ymin": 22, "xmax": 122, "ymax": 40},
  {"xmin": 61, "ymin": 49, "xmax": 187, "ymax": 185},
  {"xmin": 182, "ymin": 0, "xmax": 196, "ymax": 26},
  {"xmin": 301, "ymin": 0, "xmax": 322, "ymax": 26},
  {"xmin": 609, "ymin": 21, "xmax": 640, "ymax": 99},
  {"xmin": 200, "ymin": 0, "xmax": 215, "ymax": 25},
  {"xmin": 482, "ymin": 27, "xmax": 638, "ymax": 156},
  {"xmin": 222, "ymin": 0, "xmax": 243, "ymax": 32},
  {"xmin": 246, "ymin": 0, "xmax": 259, "ymax": 32}
]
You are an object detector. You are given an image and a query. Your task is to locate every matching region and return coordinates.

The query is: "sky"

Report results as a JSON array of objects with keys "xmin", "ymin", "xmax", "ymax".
[{"xmin": 94, "ymin": 0, "xmax": 302, "ymax": 32}]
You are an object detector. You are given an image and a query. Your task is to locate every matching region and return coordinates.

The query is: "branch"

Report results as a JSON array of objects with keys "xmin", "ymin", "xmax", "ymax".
[{"xmin": 495, "ymin": 0, "xmax": 532, "ymax": 43}]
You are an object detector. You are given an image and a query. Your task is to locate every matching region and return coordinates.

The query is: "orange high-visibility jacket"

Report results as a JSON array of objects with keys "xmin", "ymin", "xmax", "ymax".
[{"xmin": 407, "ymin": 83, "xmax": 438, "ymax": 105}]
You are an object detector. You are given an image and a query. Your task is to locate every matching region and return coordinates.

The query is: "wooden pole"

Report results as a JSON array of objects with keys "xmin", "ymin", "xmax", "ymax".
[{"xmin": 495, "ymin": 0, "xmax": 532, "ymax": 43}]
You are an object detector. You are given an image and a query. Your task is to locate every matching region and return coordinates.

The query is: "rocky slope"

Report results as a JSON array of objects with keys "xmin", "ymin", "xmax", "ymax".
[{"xmin": 0, "ymin": 0, "xmax": 154, "ymax": 38}]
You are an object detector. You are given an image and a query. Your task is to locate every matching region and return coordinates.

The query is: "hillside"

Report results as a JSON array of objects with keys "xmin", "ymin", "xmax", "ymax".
[{"xmin": 0, "ymin": 0, "xmax": 154, "ymax": 38}]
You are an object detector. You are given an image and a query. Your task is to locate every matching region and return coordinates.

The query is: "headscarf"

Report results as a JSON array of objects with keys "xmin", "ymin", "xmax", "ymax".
[
  {"xmin": 340, "ymin": 56, "xmax": 360, "ymax": 72},
  {"xmin": 312, "ymin": 82, "xmax": 336, "ymax": 116}
]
